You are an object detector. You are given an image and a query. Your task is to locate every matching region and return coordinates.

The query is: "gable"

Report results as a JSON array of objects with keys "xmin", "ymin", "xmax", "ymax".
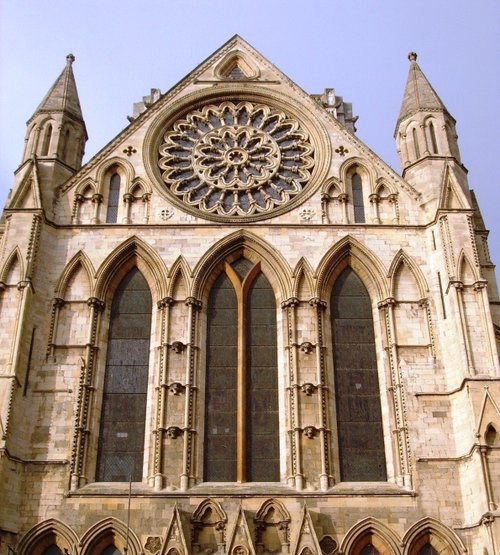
[{"xmin": 58, "ymin": 36, "xmax": 422, "ymax": 226}]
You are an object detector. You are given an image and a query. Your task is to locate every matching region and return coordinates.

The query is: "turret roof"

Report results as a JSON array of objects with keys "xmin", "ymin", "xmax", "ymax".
[
  {"xmin": 32, "ymin": 54, "xmax": 84, "ymax": 122},
  {"xmin": 397, "ymin": 52, "xmax": 451, "ymax": 127}
]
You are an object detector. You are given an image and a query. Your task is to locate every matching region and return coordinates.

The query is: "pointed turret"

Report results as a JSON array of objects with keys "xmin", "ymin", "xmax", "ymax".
[
  {"xmin": 395, "ymin": 52, "xmax": 468, "ymax": 207},
  {"xmin": 21, "ymin": 54, "xmax": 87, "ymax": 172},
  {"xmin": 12, "ymin": 54, "xmax": 88, "ymax": 213}
]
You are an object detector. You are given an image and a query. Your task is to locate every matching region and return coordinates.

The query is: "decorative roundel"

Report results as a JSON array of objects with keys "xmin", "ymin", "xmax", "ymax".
[{"xmin": 157, "ymin": 101, "xmax": 315, "ymax": 220}]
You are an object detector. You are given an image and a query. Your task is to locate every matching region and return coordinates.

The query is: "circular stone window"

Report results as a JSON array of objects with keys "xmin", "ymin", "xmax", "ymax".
[{"xmin": 156, "ymin": 100, "xmax": 316, "ymax": 221}]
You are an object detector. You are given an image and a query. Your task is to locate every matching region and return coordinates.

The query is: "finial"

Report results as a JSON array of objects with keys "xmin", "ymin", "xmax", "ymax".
[
  {"xmin": 66, "ymin": 53, "xmax": 75, "ymax": 65},
  {"xmin": 408, "ymin": 52, "xmax": 418, "ymax": 62}
]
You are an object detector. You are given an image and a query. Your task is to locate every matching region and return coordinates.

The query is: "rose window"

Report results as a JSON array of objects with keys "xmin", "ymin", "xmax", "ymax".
[{"xmin": 157, "ymin": 101, "xmax": 314, "ymax": 218}]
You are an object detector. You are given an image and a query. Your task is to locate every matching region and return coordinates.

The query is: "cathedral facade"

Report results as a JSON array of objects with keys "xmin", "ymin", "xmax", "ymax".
[{"xmin": 0, "ymin": 36, "xmax": 499, "ymax": 554}]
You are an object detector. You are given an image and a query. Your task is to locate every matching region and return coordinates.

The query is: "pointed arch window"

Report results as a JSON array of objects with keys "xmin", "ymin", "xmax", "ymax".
[
  {"xmin": 61, "ymin": 128, "xmax": 70, "ymax": 161},
  {"xmin": 96, "ymin": 267, "xmax": 152, "ymax": 482},
  {"xmin": 351, "ymin": 173, "xmax": 365, "ymax": 223},
  {"xmin": 41, "ymin": 124, "xmax": 52, "ymax": 156},
  {"xmin": 101, "ymin": 547, "xmax": 122, "ymax": 555},
  {"xmin": 204, "ymin": 258, "xmax": 279, "ymax": 482},
  {"xmin": 42, "ymin": 546, "xmax": 63, "ymax": 555},
  {"xmin": 412, "ymin": 127, "xmax": 420, "ymax": 159},
  {"xmin": 331, "ymin": 268, "xmax": 387, "ymax": 481},
  {"xmin": 417, "ymin": 544, "xmax": 439, "ymax": 555},
  {"xmin": 429, "ymin": 121, "xmax": 438, "ymax": 154},
  {"xmin": 106, "ymin": 173, "xmax": 121, "ymax": 223}
]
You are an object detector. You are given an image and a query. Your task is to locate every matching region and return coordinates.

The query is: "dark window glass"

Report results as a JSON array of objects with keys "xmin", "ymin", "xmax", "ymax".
[
  {"xmin": 101, "ymin": 547, "xmax": 122, "ymax": 555},
  {"xmin": 352, "ymin": 173, "xmax": 365, "ymax": 223},
  {"xmin": 331, "ymin": 268, "xmax": 387, "ymax": 481},
  {"xmin": 41, "ymin": 124, "xmax": 52, "ymax": 156},
  {"xmin": 360, "ymin": 544, "xmax": 380, "ymax": 555},
  {"xmin": 106, "ymin": 173, "xmax": 121, "ymax": 223},
  {"xmin": 42, "ymin": 546, "xmax": 63, "ymax": 555},
  {"xmin": 246, "ymin": 272, "xmax": 279, "ymax": 481},
  {"xmin": 429, "ymin": 122, "xmax": 438, "ymax": 154},
  {"xmin": 412, "ymin": 127, "xmax": 420, "ymax": 158},
  {"xmin": 205, "ymin": 262, "xmax": 279, "ymax": 482},
  {"xmin": 204, "ymin": 272, "xmax": 238, "ymax": 481},
  {"xmin": 96, "ymin": 268, "xmax": 152, "ymax": 482},
  {"xmin": 418, "ymin": 543, "xmax": 439, "ymax": 555}
]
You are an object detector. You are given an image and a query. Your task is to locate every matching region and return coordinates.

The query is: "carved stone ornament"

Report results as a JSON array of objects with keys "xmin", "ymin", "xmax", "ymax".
[
  {"xmin": 301, "ymin": 383, "xmax": 317, "ymax": 396},
  {"xmin": 170, "ymin": 340, "xmax": 187, "ymax": 353},
  {"xmin": 145, "ymin": 536, "xmax": 162, "ymax": 554},
  {"xmin": 157, "ymin": 101, "xmax": 314, "ymax": 220},
  {"xmin": 168, "ymin": 382, "xmax": 185, "ymax": 395},
  {"xmin": 303, "ymin": 426, "xmax": 318, "ymax": 439},
  {"xmin": 166, "ymin": 426, "xmax": 183, "ymax": 439},
  {"xmin": 299, "ymin": 341, "xmax": 315, "ymax": 354}
]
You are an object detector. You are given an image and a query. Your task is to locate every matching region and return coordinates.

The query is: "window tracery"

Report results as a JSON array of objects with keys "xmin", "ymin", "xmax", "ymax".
[{"xmin": 158, "ymin": 101, "xmax": 314, "ymax": 220}]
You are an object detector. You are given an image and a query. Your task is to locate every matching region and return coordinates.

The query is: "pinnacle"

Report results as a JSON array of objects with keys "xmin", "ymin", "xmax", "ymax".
[
  {"xmin": 31, "ymin": 53, "xmax": 84, "ymax": 122},
  {"xmin": 396, "ymin": 52, "xmax": 450, "ymax": 127}
]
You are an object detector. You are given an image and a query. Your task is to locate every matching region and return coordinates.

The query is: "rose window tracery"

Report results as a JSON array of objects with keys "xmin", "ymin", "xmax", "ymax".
[{"xmin": 157, "ymin": 101, "xmax": 314, "ymax": 219}]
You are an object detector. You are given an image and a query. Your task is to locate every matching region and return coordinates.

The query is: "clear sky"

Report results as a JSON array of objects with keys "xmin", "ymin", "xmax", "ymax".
[{"xmin": 1, "ymin": 0, "xmax": 498, "ymax": 266}]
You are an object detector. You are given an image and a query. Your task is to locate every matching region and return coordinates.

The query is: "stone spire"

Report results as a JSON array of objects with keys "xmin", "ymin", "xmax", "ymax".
[
  {"xmin": 396, "ymin": 52, "xmax": 451, "ymax": 129},
  {"xmin": 31, "ymin": 53, "xmax": 85, "ymax": 123},
  {"xmin": 394, "ymin": 52, "xmax": 468, "ymax": 210}
]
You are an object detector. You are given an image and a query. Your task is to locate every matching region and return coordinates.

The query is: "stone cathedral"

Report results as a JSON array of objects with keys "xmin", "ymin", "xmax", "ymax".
[{"xmin": 0, "ymin": 36, "xmax": 499, "ymax": 555}]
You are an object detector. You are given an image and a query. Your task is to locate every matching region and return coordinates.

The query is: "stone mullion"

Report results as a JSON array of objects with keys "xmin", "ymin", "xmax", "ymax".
[
  {"xmin": 282, "ymin": 297, "xmax": 301, "ymax": 489},
  {"xmin": 72, "ymin": 194, "xmax": 84, "ymax": 224},
  {"xmin": 388, "ymin": 194, "xmax": 399, "ymax": 224},
  {"xmin": 153, "ymin": 297, "xmax": 173, "ymax": 490},
  {"xmin": 474, "ymin": 281, "xmax": 500, "ymax": 373},
  {"xmin": 70, "ymin": 296, "xmax": 104, "ymax": 490},
  {"xmin": 310, "ymin": 297, "xmax": 330, "ymax": 491},
  {"xmin": 452, "ymin": 282, "xmax": 475, "ymax": 375},
  {"xmin": 91, "ymin": 193, "xmax": 103, "ymax": 224},
  {"xmin": 122, "ymin": 193, "xmax": 134, "ymax": 224},
  {"xmin": 479, "ymin": 444, "xmax": 497, "ymax": 511},
  {"xmin": 418, "ymin": 298, "xmax": 436, "ymax": 358},
  {"xmin": 46, "ymin": 297, "xmax": 65, "ymax": 359},
  {"xmin": 142, "ymin": 193, "xmax": 151, "ymax": 223},
  {"xmin": 379, "ymin": 298, "xmax": 412, "ymax": 488},
  {"xmin": 369, "ymin": 193, "xmax": 381, "ymax": 224},
  {"xmin": 338, "ymin": 193, "xmax": 349, "ymax": 224},
  {"xmin": 181, "ymin": 296, "xmax": 201, "ymax": 490}
]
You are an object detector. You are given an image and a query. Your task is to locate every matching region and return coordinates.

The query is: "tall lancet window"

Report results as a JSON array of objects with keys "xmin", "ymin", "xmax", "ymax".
[
  {"xmin": 352, "ymin": 173, "xmax": 365, "ymax": 223},
  {"xmin": 429, "ymin": 121, "xmax": 438, "ymax": 154},
  {"xmin": 41, "ymin": 124, "xmax": 52, "ymax": 156},
  {"xmin": 96, "ymin": 268, "xmax": 152, "ymax": 482},
  {"xmin": 331, "ymin": 268, "xmax": 386, "ymax": 481},
  {"xmin": 106, "ymin": 173, "xmax": 121, "ymax": 223},
  {"xmin": 204, "ymin": 258, "xmax": 279, "ymax": 482},
  {"xmin": 412, "ymin": 127, "xmax": 420, "ymax": 159}
]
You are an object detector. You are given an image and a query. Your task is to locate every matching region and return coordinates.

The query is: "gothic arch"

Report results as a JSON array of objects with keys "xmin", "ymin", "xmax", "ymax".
[
  {"xmin": 0, "ymin": 247, "xmax": 24, "ymax": 284},
  {"xmin": 80, "ymin": 517, "xmax": 142, "ymax": 555},
  {"xmin": 457, "ymin": 250, "xmax": 479, "ymax": 284},
  {"xmin": 339, "ymin": 157, "xmax": 376, "ymax": 194},
  {"xmin": 75, "ymin": 176, "xmax": 97, "ymax": 197},
  {"xmin": 215, "ymin": 50, "xmax": 261, "ymax": 80},
  {"xmin": 388, "ymin": 250, "xmax": 428, "ymax": 299},
  {"xmin": 127, "ymin": 176, "xmax": 152, "ymax": 195},
  {"xmin": 192, "ymin": 498, "xmax": 227, "ymax": 525},
  {"xmin": 402, "ymin": 518, "xmax": 467, "ymax": 555},
  {"xmin": 322, "ymin": 176, "xmax": 344, "ymax": 196},
  {"xmin": 54, "ymin": 250, "xmax": 95, "ymax": 298},
  {"xmin": 167, "ymin": 256, "xmax": 193, "ymax": 299},
  {"xmin": 255, "ymin": 498, "xmax": 290, "ymax": 525},
  {"xmin": 316, "ymin": 236, "xmax": 388, "ymax": 302},
  {"xmin": 375, "ymin": 178, "xmax": 396, "ymax": 197},
  {"xmin": 292, "ymin": 257, "xmax": 315, "ymax": 299},
  {"xmin": 192, "ymin": 230, "xmax": 292, "ymax": 302},
  {"xmin": 17, "ymin": 518, "xmax": 79, "ymax": 555},
  {"xmin": 341, "ymin": 517, "xmax": 402, "ymax": 555},
  {"xmin": 94, "ymin": 236, "xmax": 168, "ymax": 301},
  {"xmin": 95, "ymin": 156, "xmax": 135, "ymax": 194}
]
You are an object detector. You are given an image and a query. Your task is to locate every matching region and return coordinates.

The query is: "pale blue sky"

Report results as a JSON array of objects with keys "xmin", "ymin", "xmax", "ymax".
[{"xmin": 1, "ymin": 0, "xmax": 498, "ymax": 264}]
